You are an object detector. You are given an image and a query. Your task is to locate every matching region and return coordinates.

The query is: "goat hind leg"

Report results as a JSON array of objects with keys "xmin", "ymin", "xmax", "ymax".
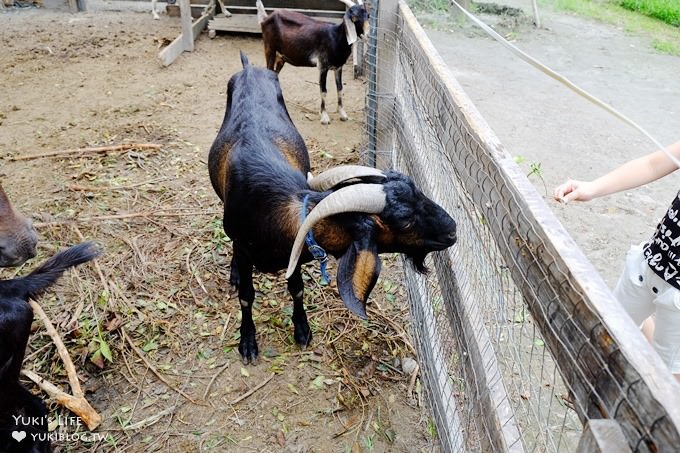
[
  {"xmin": 233, "ymin": 245, "xmax": 258, "ymax": 363},
  {"xmin": 151, "ymin": 0, "xmax": 160, "ymax": 19},
  {"xmin": 287, "ymin": 270, "xmax": 312, "ymax": 347},
  {"xmin": 335, "ymin": 69, "xmax": 348, "ymax": 121},
  {"xmin": 319, "ymin": 68, "xmax": 330, "ymax": 125},
  {"xmin": 229, "ymin": 246, "xmax": 240, "ymax": 290}
]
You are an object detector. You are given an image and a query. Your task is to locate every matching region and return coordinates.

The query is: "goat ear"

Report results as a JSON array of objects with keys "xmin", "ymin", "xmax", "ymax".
[
  {"xmin": 344, "ymin": 17, "xmax": 358, "ymax": 45},
  {"xmin": 0, "ymin": 185, "xmax": 13, "ymax": 216},
  {"xmin": 240, "ymin": 50, "xmax": 250, "ymax": 68},
  {"xmin": 337, "ymin": 234, "xmax": 381, "ymax": 319}
]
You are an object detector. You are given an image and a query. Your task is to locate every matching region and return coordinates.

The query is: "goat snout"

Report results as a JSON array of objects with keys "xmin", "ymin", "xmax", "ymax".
[{"xmin": 439, "ymin": 230, "xmax": 457, "ymax": 249}]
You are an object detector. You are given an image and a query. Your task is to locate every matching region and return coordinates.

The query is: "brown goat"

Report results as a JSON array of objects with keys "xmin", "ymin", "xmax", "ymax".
[
  {"xmin": 0, "ymin": 183, "xmax": 38, "ymax": 268},
  {"xmin": 257, "ymin": 0, "xmax": 369, "ymax": 125}
]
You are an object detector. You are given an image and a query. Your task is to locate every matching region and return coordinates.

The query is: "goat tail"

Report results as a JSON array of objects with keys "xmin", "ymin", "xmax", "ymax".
[
  {"xmin": 256, "ymin": 0, "xmax": 267, "ymax": 24},
  {"xmin": 20, "ymin": 242, "xmax": 101, "ymax": 299}
]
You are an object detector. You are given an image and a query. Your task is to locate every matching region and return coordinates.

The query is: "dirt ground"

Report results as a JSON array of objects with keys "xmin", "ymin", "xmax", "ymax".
[
  {"xmin": 423, "ymin": 0, "xmax": 680, "ymax": 287},
  {"xmin": 3, "ymin": 2, "xmax": 679, "ymax": 453},
  {"xmin": 0, "ymin": 8, "xmax": 434, "ymax": 453}
]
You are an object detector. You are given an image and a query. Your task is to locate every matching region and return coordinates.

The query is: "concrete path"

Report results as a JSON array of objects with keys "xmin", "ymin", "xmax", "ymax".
[{"xmin": 423, "ymin": 1, "xmax": 680, "ymax": 284}]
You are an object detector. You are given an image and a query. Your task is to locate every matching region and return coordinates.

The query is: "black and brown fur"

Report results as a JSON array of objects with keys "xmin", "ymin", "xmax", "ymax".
[
  {"xmin": 0, "ymin": 184, "xmax": 38, "ymax": 268},
  {"xmin": 208, "ymin": 53, "xmax": 456, "ymax": 364}
]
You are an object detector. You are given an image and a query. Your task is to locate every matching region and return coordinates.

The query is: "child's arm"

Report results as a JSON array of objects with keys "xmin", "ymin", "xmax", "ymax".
[{"xmin": 554, "ymin": 139, "xmax": 680, "ymax": 203}]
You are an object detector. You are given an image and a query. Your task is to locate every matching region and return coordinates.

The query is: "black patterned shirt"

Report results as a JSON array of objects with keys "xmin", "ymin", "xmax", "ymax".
[{"xmin": 644, "ymin": 191, "xmax": 680, "ymax": 290}]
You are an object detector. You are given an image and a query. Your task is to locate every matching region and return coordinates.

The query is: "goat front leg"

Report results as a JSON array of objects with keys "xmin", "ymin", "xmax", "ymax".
[
  {"xmin": 319, "ymin": 68, "xmax": 330, "ymax": 125},
  {"xmin": 233, "ymin": 244, "xmax": 258, "ymax": 364},
  {"xmin": 151, "ymin": 0, "xmax": 159, "ymax": 19},
  {"xmin": 287, "ymin": 270, "xmax": 312, "ymax": 348},
  {"xmin": 335, "ymin": 68, "xmax": 348, "ymax": 121}
]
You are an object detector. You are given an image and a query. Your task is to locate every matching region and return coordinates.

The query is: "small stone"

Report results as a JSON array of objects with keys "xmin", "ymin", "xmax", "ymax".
[{"xmin": 401, "ymin": 357, "xmax": 418, "ymax": 375}]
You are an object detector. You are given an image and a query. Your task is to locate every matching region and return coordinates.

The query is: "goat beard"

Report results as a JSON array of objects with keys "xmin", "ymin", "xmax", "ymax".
[{"xmin": 406, "ymin": 252, "xmax": 429, "ymax": 274}]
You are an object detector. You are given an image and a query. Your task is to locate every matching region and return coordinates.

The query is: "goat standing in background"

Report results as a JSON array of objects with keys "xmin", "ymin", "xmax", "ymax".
[
  {"xmin": 0, "ymin": 242, "xmax": 100, "ymax": 453},
  {"xmin": 0, "ymin": 184, "xmax": 38, "ymax": 268},
  {"xmin": 256, "ymin": 0, "xmax": 369, "ymax": 125},
  {"xmin": 209, "ymin": 53, "xmax": 456, "ymax": 364}
]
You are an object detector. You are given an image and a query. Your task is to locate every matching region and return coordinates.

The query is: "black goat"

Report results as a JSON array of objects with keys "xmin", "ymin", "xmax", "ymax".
[
  {"xmin": 256, "ymin": 0, "xmax": 369, "ymax": 124},
  {"xmin": 0, "ymin": 242, "xmax": 100, "ymax": 453},
  {"xmin": 208, "ymin": 53, "xmax": 456, "ymax": 364},
  {"xmin": 0, "ymin": 184, "xmax": 38, "ymax": 268}
]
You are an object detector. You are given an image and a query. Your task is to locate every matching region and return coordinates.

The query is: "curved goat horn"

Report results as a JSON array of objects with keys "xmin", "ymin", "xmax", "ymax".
[
  {"xmin": 308, "ymin": 165, "xmax": 385, "ymax": 191},
  {"xmin": 285, "ymin": 184, "xmax": 386, "ymax": 279},
  {"xmin": 339, "ymin": 0, "xmax": 356, "ymax": 8}
]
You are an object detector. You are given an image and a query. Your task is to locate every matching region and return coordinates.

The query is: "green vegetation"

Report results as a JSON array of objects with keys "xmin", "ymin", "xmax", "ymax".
[
  {"xmin": 618, "ymin": 0, "xmax": 680, "ymax": 27},
  {"xmin": 408, "ymin": 0, "xmax": 451, "ymax": 13},
  {"xmin": 544, "ymin": 0, "xmax": 680, "ymax": 54},
  {"xmin": 408, "ymin": 0, "xmax": 680, "ymax": 55}
]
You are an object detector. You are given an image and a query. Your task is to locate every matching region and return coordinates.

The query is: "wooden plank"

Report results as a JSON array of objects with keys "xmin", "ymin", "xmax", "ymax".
[
  {"xmin": 208, "ymin": 10, "xmax": 340, "ymax": 34},
  {"xmin": 158, "ymin": 34, "xmax": 187, "ymax": 66},
  {"xmin": 225, "ymin": 5, "xmax": 344, "ymax": 18},
  {"xmin": 225, "ymin": 0, "xmax": 344, "ymax": 11},
  {"xmin": 577, "ymin": 420, "xmax": 631, "ymax": 452},
  {"xmin": 192, "ymin": 2, "xmax": 216, "ymax": 40},
  {"xmin": 396, "ymin": 0, "xmax": 680, "ymax": 448},
  {"xmin": 209, "ymin": 14, "xmax": 261, "ymax": 33}
]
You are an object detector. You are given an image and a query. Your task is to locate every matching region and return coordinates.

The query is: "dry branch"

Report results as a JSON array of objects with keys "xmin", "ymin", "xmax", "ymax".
[
  {"xmin": 21, "ymin": 370, "xmax": 102, "ymax": 430},
  {"xmin": 202, "ymin": 361, "xmax": 231, "ymax": 400},
  {"xmin": 23, "ymin": 300, "xmax": 102, "ymax": 430},
  {"xmin": 122, "ymin": 328, "xmax": 201, "ymax": 405},
  {"xmin": 34, "ymin": 210, "xmax": 219, "ymax": 228},
  {"xmin": 229, "ymin": 373, "xmax": 275, "ymax": 405},
  {"xmin": 9, "ymin": 143, "xmax": 162, "ymax": 161}
]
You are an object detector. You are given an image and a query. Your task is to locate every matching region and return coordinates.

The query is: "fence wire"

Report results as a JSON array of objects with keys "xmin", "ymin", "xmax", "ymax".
[{"xmin": 362, "ymin": 1, "xmax": 680, "ymax": 452}]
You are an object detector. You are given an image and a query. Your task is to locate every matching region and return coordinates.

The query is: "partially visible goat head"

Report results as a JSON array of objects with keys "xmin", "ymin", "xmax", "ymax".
[
  {"xmin": 339, "ymin": 0, "xmax": 370, "ymax": 44},
  {"xmin": 0, "ymin": 184, "xmax": 38, "ymax": 267},
  {"xmin": 288, "ymin": 166, "xmax": 456, "ymax": 318}
]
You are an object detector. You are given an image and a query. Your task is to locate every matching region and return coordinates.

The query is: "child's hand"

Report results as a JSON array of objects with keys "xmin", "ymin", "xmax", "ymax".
[{"xmin": 553, "ymin": 180, "xmax": 596, "ymax": 203}]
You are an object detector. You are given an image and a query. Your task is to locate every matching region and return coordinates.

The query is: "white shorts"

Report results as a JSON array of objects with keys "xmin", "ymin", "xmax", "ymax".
[{"xmin": 613, "ymin": 243, "xmax": 680, "ymax": 374}]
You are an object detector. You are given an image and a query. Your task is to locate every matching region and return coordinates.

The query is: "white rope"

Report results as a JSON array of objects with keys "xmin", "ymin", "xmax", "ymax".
[{"xmin": 449, "ymin": 0, "xmax": 680, "ymax": 168}]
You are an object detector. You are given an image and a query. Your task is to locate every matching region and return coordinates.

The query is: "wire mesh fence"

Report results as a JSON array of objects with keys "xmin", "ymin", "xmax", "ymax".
[{"xmin": 363, "ymin": 1, "xmax": 680, "ymax": 451}]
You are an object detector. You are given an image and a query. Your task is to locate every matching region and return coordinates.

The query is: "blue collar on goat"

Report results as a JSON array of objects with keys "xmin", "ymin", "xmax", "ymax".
[{"xmin": 301, "ymin": 194, "xmax": 330, "ymax": 284}]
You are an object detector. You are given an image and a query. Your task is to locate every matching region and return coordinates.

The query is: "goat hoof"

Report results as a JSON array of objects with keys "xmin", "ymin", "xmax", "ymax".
[
  {"xmin": 294, "ymin": 322, "xmax": 313, "ymax": 348},
  {"xmin": 238, "ymin": 337, "xmax": 259, "ymax": 364},
  {"xmin": 320, "ymin": 112, "xmax": 331, "ymax": 125}
]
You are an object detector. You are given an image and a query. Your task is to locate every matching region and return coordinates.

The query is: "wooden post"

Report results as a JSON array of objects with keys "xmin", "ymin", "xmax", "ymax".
[
  {"xmin": 530, "ymin": 0, "xmax": 541, "ymax": 28},
  {"xmin": 180, "ymin": 0, "xmax": 194, "ymax": 52},
  {"xmin": 366, "ymin": 0, "xmax": 399, "ymax": 169},
  {"xmin": 577, "ymin": 420, "xmax": 631, "ymax": 452},
  {"xmin": 159, "ymin": 0, "xmax": 215, "ymax": 66},
  {"xmin": 353, "ymin": 40, "xmax": 364, "ymax": 78}
]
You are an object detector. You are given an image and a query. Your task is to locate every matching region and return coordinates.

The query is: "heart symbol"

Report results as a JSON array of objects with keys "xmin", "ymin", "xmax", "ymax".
[{"xmin": 11, "ymin": 430, "xmax": 27, "ymax": 442}]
